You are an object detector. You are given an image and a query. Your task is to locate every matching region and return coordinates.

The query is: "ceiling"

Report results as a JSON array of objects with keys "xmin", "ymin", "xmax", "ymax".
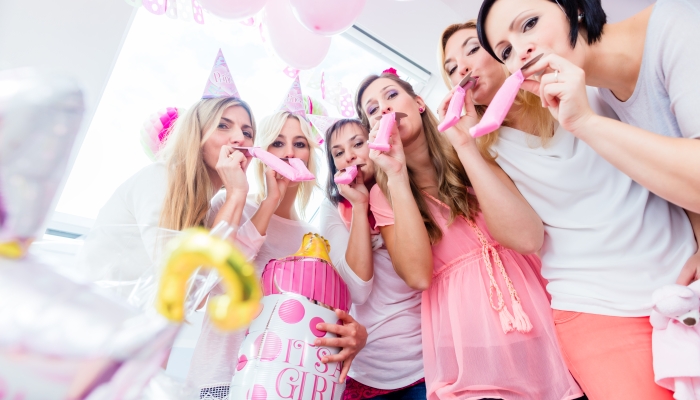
[{"xmin": 0, "ymin": 0, "xmax": 657, "ymax": 203}]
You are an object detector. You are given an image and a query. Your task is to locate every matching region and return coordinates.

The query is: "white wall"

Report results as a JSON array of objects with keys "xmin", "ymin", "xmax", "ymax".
[{"xmin": 0, "ymin": 0, "xmax": 137, "ymax": 233}]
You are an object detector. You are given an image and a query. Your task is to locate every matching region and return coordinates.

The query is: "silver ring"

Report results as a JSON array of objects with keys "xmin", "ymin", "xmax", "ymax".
[{"xmin": 554, "ymin": 70, "xmax": 559, "ymax": 82}]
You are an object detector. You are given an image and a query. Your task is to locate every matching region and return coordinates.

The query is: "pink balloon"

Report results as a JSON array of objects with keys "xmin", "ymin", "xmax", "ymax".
[
  {"xmin": 278, "ymin": 299, "xmax": 305, "ymax": 324},
  {"xmin": 262, "ymin": 0, "xmax": 331, "ymax": 70},
  {"xmin": 289, "ymin": 0, "xmax": 366, "ymax": 36},
  {"xmin": 248, "ymin": 385, "xmax": 268, "ymax": 400},
  {"xmin": 198, "ymin": 0, "xmax": 269, "ymax": 20}
]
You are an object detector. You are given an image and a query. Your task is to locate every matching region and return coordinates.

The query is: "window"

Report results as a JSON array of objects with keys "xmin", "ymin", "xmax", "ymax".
[{"xmin": 52, "ymin": 8, "xmax": 430, "ymax": 234}]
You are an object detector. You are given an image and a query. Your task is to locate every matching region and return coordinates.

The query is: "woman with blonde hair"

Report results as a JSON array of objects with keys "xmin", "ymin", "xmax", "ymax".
[
  {"xmin": 187, "ymin": 110, "xmax": 369, "ymax": 399},
  {"xmin": 81, "ymin": 50, "xmax": 261, "ymax": 301},
  {"xmin": 357, "ymin": 68, "xmax": 580, "ymax": 399},
  {"xmin": 439, "ymin": 19, "xmax": 698, "ymax": 399},
  {"xmin": 81, "ymin": 94, "xmax": 259, "ymax": 297}
]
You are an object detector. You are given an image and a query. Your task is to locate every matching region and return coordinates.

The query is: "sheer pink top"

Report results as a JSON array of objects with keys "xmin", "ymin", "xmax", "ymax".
[{"xmin": 369, "ymin": 185, "xmax": 581, "ymax": 400}]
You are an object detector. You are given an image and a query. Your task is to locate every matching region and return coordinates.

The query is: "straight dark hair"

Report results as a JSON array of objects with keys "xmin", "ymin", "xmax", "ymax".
[
  {"xmin": 477, "ymin": 0, "xmax": 607, "ymax": 62},
  {"xmin": 323, "ymin": 119, "xmax": 368, "ymax": 206}
]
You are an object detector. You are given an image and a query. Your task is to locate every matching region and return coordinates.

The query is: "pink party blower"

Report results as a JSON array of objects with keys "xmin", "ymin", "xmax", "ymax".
[
  {"xmin": 438, "ymin": 73, "xmax": 477, "ymax": 132},
  {"xmin": 368, "ymin": 112, "xmax": 395, "ymax": 152},
  {"xmin": 469, "ymin": 54, "xmax": 543, "ymax": 138},
  {"xmin": 334, "ymin": 165, "xmax": 358, "ymax": 185},
  {"xmin": 235, "ymin": 147, "xmax": 314, "ymax": 182}
]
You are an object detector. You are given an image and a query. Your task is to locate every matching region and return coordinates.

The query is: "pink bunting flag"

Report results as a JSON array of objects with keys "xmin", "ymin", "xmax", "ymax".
[
  {"xmin": 283, "ymin": 66, "xmax": 300, "ymax": 79},
  {"xmin": 202, "ymin": 49, "xmax": 240, "ymax": 99},
  {"xmin": 143, "ymin": 0, "xmax": 167, "ymax": 15},
  {"xmin": 192, "ymin": 0, "xmax": 204, "ymax": 24},
  {"xmin": 240, "ymin": 17, "xmax": 255, "ymax": 26},
  {"xmin": 338, "ymin": 87, "xmax": 355, "ymax": 118}
]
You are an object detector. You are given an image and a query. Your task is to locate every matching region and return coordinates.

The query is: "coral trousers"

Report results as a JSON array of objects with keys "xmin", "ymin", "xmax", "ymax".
[{"xmin": 553, "ymin": 310, "xmax": 674, "ymax": 400}]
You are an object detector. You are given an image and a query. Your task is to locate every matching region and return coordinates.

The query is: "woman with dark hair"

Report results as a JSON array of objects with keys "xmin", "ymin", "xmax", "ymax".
[
  {"xmin": 477, "ymin": 0, "xmax": 700, "ymax": 213},
  {"xmin": 357, "ymin": 71, "xmax": 581, "ymax": 400},
  {"xmin": 318, "ymin": 119, "xmax": 426, "ymax": 399},
  {"xmin": 476, "ymin": 2, "xmax": 700, "ymax": 398}
]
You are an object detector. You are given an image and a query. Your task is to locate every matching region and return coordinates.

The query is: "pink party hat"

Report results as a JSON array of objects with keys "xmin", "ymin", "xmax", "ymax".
[
  {"xmin": 202, "ymin": 49, "xmax": 240, "ymax": 99},
  {"xmin": 307, "ymin": 114, "xmax": 342, "ymax": 145},
  {"xmin": 277, "ymin": 76, "xmax": 306, "ymax": 119}
]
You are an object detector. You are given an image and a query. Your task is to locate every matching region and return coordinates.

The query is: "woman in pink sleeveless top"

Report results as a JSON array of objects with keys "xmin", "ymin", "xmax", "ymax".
[{"xmin": 355, "ymin": 71, "xmax": 581, "ymax": 400}]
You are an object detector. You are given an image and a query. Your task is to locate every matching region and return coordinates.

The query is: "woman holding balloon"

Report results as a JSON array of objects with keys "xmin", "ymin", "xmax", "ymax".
[{"xmin": 187, "ymin": 107, "xmax": 368, "ymax": 398}]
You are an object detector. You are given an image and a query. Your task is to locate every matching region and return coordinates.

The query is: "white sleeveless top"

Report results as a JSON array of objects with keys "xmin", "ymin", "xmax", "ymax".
[{"xmin": 491, "ymin": 88, "xmax": 697, "ymax": 317}]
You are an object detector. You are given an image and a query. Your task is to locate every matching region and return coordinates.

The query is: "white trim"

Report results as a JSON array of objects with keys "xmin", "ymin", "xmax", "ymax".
[
  {"xmin": 341, "ymin": 25, "xmax": 432, "ymax": 93},
  {"xmin": 46, "ymin": 211, "xmax": 95, "ymax": 237}
]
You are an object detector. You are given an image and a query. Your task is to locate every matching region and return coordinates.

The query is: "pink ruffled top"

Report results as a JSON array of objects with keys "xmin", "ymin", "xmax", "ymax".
[{"xmin": 261, "ymin": 255, "xmax": 351, "ymax": 312}]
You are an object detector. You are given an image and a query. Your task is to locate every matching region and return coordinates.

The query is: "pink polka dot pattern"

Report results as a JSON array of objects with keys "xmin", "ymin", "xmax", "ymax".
[
  {"xmin": 191, "ymin": 0, "xmax": 204, "ymax": 24},
  {"xmin": 248, "ymin": 385, "xmax": 267, "ymax": 400},
  {"xmin": 310, "ymin": 317, "xmax": 326, "ymax": 337},
  {"xmin": 253, "ymin": 332, "xmax": 282, "ymax": 361},
  {"xmin": 236, "ymin": 354, "xmax": 248, "ymax": 371},
  {"xmin": 339, "ymin": 88, "xmax": 356, "ymax": 118},
  {"xmin": 278, "ymin": 299, "xmax": 305, "ymax": 324},
  {"xmin": 143, "ymin": 0, "xmax": 167, "ymax": 14}
]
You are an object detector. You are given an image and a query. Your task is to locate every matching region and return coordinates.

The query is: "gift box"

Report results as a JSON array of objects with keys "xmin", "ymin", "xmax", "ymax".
[{"xmin": 230, "ymin": 233, "xmax": 350, "ymax": 399}]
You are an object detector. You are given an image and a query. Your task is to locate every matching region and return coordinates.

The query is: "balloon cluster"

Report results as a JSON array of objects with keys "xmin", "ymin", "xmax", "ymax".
[{"xmin": 204, "ymin": 0, "xmax": 365, "ymax": 69}]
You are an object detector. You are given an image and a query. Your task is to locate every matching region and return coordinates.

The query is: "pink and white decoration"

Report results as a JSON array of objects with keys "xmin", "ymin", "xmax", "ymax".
[
  {"xmin": 650, "ymin": 281, "xmax": 700, "ymax": 399},
  {"xmin": 202, "ymin": 49, "xmax": 240, "ymax": 99},
  {"xmin": 140, "ymin": 106, "xmax": 182, "ymax": 160},
  {"xmin": 230, "ymin": 236, "xmax": 350, "ymax": 399},
  {"xmin": 229, "ymin": 295, "xmax": 345, "ymax": 400}
]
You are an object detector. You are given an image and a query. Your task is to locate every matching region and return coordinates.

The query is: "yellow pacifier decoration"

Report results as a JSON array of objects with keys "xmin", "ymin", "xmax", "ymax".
[
  {"xmin": 0, "ymin": 241, "xmax": 26, "ymax": 259},
  {"xmin": 156, "ymin": 227, "xmax": 261, "ymax": 331},
  {"xmin": 291, "ymin": 232, "xmax": 332, "ymax": 264}
]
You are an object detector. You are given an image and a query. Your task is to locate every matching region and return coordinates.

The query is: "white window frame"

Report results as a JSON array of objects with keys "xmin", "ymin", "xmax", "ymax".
[{"xmin": 45, "ymin": 22, "xmax": 432, "ymax": 238}]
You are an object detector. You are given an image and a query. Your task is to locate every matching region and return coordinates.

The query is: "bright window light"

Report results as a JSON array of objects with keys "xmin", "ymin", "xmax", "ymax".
[{"xmin": 53, "ymin": 8, "xmax": 428, "ymax": 231}]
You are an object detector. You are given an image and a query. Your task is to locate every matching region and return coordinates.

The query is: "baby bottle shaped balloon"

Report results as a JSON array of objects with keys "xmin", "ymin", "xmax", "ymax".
[{"xmin": 230, "ymin": 233, "xmax": 350, "ymax": 400}]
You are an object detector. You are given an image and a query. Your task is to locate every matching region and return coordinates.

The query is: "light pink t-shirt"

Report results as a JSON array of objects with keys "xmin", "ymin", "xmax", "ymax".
[{"xmin": 319, "ymin": 199, "xmax": 424, "ymax": 390}]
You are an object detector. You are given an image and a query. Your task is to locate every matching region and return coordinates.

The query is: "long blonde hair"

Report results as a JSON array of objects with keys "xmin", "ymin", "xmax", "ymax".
[
  {"xmin": 355, "ymin": 73, "xmax": 479, "ymax": 244},
  {"xmin": 159, "ymin": 97, "xmax": 256, "ymax": 230},
  {"xmin": 253, "ymin": 111, "xmax": 319, "ymax": 220},
  {"xmin": 439, "ymin": 20, "xmax": 554, "ymax": 161}
]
